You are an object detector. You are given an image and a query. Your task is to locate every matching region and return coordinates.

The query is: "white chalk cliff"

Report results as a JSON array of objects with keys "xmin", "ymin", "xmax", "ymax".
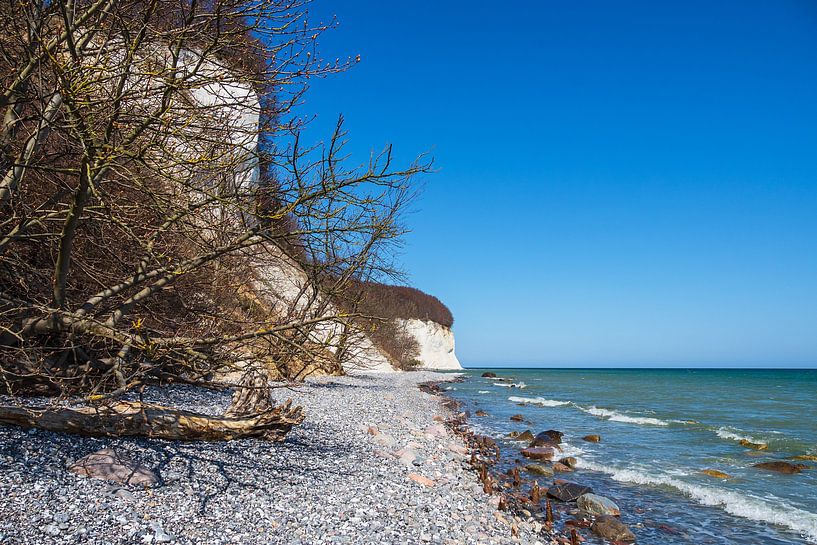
[{"xmin": 398, "ymin": 319, "xmax": 462, "ymax": 371}]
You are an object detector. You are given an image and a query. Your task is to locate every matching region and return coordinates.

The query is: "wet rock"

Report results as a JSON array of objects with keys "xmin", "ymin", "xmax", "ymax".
[
  {"xmin": 791, "ymin": 454, "xmax": 817, "ymax": 461},
  {"xmin": 553, "ymin": 462, "xmax": 572, "ymax": 472},
  {"xmin": 481, "ymin": 372, "xmax": 497, "ymax": 378},
  {"xmin": 701, "ymin": 469, "xmax": 730, "ymax": 479},
  {"xmin": 510, "ymin": 414, "xmax": 524, "ymax": 422},
  {"xmin": 559, "ymin": 457, "xmax": 577, "ymax": 469},
  {"xmin": 739, "ymin": 439, "xmax": 768, "ymax": 450},
  {"xmin": 475, "ymin": 410, "xmax": 488, "ymax": 417},
  {"xmin": 591, "ymin": 515, "xmax": 635, "ymax": 542},
  {"xmin": 68, "ymin": 449, "xmax": 158, "ymax": 487},
  {"xmin": 520, "ymin": 447, "xmax": 555, "ymax": 461},
  {"xmin": 508, "ymin": 430, "xmax": 535, "ymax": 442},
  {"xmin": 752, "ymin": 461, "xmax": 806, "ymax": 474},
  {"xmin": 546, "ymin": 481, "xmax": 592, "ymax": 502},
  {"xmin": 577, "ymin": 493, "xmax": 620, "ymax": 516},
  {"xmin": 535, "ymin": 430, "xmax": 564, "ymax": 444},
  {"xmin": 525, "ymin": 464, "xmax": 554, "ymax": 477},
  {"xmin": 582, "ymin": 435, "xmax": 601, "ymax": 443}
]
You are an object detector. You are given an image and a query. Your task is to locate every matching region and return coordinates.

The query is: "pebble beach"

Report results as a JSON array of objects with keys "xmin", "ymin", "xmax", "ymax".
[{"xmin": 0, "ymin": 371, "xmax": 550, "ymax": 545}]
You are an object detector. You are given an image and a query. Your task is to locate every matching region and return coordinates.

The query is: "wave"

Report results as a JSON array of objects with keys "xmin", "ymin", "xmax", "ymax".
[
  {"xmin": 715, "ymin": 427, "xmax": 769, "ymax": 444},
  {"xmin": 579, "ymin": 405, "xmax": 671, "ymax": 426},
  {"xmin": 508, "ymin": 396, "xmax": 570, "ymax": 407},
  {"xmin": 494, "ymin": 382, "xmax": 526, "ymax": 389},
  {"xmin": 577, "ymin": 459, "xmax": 817, "ymax": 542},
  {"xmin": 477, "ymin": 390, "xmax": 490, "ymax": 394}
]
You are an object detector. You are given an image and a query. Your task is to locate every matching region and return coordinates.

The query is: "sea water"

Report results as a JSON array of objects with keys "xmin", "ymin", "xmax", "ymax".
[{"xmin": 443, "ymin": 369, "xmax": 817, "ymax": 544}]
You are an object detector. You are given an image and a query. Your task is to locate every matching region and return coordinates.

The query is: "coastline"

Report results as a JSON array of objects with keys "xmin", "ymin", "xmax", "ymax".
[{"xmin": 0, "ymin": 371, "xmax": 550, "ymax": 545}]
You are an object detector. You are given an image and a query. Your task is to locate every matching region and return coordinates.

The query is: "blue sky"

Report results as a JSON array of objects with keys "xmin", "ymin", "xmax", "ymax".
[{"xmin": 301, "ymin": 1, "xmax": 817, "ymax": 367}]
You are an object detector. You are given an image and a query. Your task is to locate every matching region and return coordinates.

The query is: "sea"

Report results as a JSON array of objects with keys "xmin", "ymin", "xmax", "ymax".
[{"xmin": 442, "ymin": 368, "xmax": 817, "ymax": 544}]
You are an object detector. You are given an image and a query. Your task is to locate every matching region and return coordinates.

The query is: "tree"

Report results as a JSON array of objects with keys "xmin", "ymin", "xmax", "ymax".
[{"xmin": 0, "ymin": 0, "xmax": 428, "ymax": 439}]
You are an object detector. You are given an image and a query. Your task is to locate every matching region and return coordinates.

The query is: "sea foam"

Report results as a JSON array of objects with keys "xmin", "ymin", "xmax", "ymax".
[
  {"xmin": 715, "ymin": 427, "xmax": 767, "ymax": 444},
  {"xmin": 577, "ymin": 459, "xmax": 817, "ymax": 542},
  {"xmin": 580, "ymin": 405, "xmax": 670, "ymax": 426},
  {"xmin": 494, "ymin": 382, "xmax": 526, "ymax": 389},
  {"xmin": 508, "ymin": 396, "xmax": 570, "ymax": 407}
]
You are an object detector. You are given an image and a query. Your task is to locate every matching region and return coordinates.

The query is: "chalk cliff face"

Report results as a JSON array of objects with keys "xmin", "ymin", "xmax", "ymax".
[{"xmin": 398, "ymin": 319, "xmax": 462, "ymax": 371}]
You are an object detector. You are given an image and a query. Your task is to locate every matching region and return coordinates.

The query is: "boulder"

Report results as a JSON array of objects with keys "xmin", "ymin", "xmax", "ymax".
[
  {"xmin": 521, "ymin": 447, "xmax": 555, "ymax": 461},
  {"xmin": 547, "ymin": 481, "xmax": 592, "ymax": 502},
  {"xmin": 582, "ymin": 434, "xmax": 601, "ymax": 443},
  {"xmin": 475, "ymin": 410, "xmax": 488, "ymax": 417},
  {"xmin": 525, "ymin": 464, "xmax": 554, "ymax": 477},
  {"xmin": 739, "ymin": 439, "xmax": 768, "ymax": 450},
  {"xmin": 591, "ymin": 515, "xmax": 636, "ymax": 542},
  {"xmin": 516, "ymin": 430, "xmax": 535, "ymax": 442},
  {"xmin": 481, "ymin": 372, "xmax": 497, "ymax": 378},
  {"xmin": 559, "ymin": 457, "xmax": 577, "ymax": 469},
  {"xmin": 528, "ymin": 437, "xmax": 563, "ymax": 451},
  {"xmin": 577, "ymin": 493, "xmax": 621, "ymax": 516},
  {"xmin": 510, "ymin": 414, "xmax": 524, "ymax": 422},
  {"xmin": 553, "ymin": 462, "xmax": 572, "ymax": 472},
  {"xmin": 535, "ymin": 430, "xmax": 564, "ymax": 444},
  {"xmin": 791, "ymin": 455, "xmax": 817, "ymax": 461},
  {"xmin": 68, "ymin": 448, "xmax": 158, "ymax": 487},
  {"xmin": 701, "ymin": 469, "xmax": 730, "ymax": 479},
  {"xmin": 753, "ymin": 461, "xmax": 806, "ymax": 474}
]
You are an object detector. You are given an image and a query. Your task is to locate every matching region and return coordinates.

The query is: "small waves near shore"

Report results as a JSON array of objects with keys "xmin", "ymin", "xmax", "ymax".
[{"xmin": 447, "ymin": 368, "xmax": 817, "ymax": 545}]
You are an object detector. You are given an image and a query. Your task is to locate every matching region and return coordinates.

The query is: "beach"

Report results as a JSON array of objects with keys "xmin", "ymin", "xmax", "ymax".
[{"xmin": 0, "ymin": 371, "xmax": 549, "ymax": 545}]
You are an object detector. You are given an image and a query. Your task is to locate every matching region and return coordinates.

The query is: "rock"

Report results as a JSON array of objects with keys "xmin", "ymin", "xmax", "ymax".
[
  {"xmin": 577, "ymin": 493, "xmax": 621, "ymax": 516},
  {"xmin": 475, "ymin": 410, "xmax": 488, "ymax": 417},
  {"xmin": 149, "ymin": 522, "xmax": 174, "ymax": 543},
  {"xmin": 521, "ymin": 447, "xmax": 555, "ymax": 461},
  {"xmin": 528, "ymin": 436, "xmax": 562, "ymax": 450},
  {"xmin": 535, "ymin": 430, "xmax": 564, "ymax": 444},
  {"xmin": 582, "ymin": 434, "xmax": 601, "ymax": 443},
  {"xmin": 43, "ymin": 523, "xmax": 62, "ymax": 537},
  {"xmin": 701, "ymin": 469, "xmax": 731, "ymax": 479},
  {"xmin": 373, "ymin": 433, "xmax": 397, "ymax": 448},
  {"xmin": 591, "ymin": 515, "xmax": 636, "ymax": 542},
  {"xmin": 481, "ymin": 372, "xmax": 497, "ymax": 378},
  {"xmin": 448, "ymin": 443, "xmax": 468, "ymax": 455},
  {"xmin": 366, "ymin": 425, "xmax": 380, "ymax": 436},
  {"xmin": 408, "ymin": 473, "xmax": 435, "ymax": 487},
  {"xmin": 424, "ymin": 424, "xmax": 447, "ymax": 438},
  {"xmin": 508, "ymin": 430, "xmax": 535, "ymax": 442},
  {"xmin": 525, "ymin": 464, "xmax": 554, "ymax": 477},
  {"xmin": 559, "ymin": 457, "xmax": 577, "ymax": 469},
  {"xmin": 752, "ymin": 461, "xmax": 805, "ymax": 474},
  {"xmin": 739, "ymin": 439, "xmax": 768, "ymax": 450},
  {"xmin": 68, "ymin": 448, "xmax": 158, "ymax": 487},
  {"xmin": 398, "ymin": 449, "xmax": 417, "ymax": 467},
  {"xmin": 547, "ymin": 481, "xmax": 592, "ymax": 502},
  {"xmin": 553, "ymin": 462, "xmax": 572, "ymax": 472},
  {"xmin": 114, "ymin": 488, "xmax": 137, "ymax": 502},
  {"xmin": 791, "ymin": 455, "xmax": 817, "ymax": 461},
  {"xmin": 510, "ymin": 414, "xmax": 524, "ymax": 422}
]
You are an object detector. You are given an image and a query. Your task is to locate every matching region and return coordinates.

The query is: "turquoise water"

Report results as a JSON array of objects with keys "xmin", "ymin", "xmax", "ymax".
[{"xmin": 445, "ymin": 369, "xmax": 817, "ymax": 544}]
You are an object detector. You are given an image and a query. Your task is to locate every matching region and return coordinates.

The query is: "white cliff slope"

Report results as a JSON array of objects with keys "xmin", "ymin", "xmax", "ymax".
[{"xmin": 398, "ymin": 319, "xmax": 462, "ymax": 371}]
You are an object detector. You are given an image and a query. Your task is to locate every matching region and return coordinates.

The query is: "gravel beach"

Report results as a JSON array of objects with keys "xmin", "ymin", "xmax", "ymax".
[{"xmin": 0, "ymin": 371, "xmax": 550, "ymax": 545}]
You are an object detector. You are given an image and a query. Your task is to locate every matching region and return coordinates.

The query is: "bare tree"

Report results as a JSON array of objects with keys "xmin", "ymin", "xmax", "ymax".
[{"xmin": 0, "ymin": 0, "xmax": 428, "ymax": 439}]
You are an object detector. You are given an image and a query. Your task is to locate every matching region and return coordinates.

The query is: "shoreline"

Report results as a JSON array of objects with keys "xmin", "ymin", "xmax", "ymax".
[{"xmin": 0, "ymin": 371, "xmax": 552, "ymax": 545}]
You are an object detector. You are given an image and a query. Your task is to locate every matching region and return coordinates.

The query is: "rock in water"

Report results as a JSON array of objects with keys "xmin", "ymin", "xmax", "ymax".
[
  {"xmin": 791, "ymin": 455, "xmax": 817, "ymax": 461},
  {"xmin": 475, "ymin": 410, "xmax": 488, "ymax": 417},
  {"xmin": 521, "ymin": 447, "xmax": 555, "ymax": 461},
  {"xmin": 525, "ymin": 464, "xmax": 555, "ymax": 477},
  {"xmin": 591, "ymin": 515, "xmax": 636, "ymax": 542},
  {"xmin": 535, "ymin": 430, "xmax": 564, "ymax": 444},
  {"xmin": 582, "ymin": 434, "xmax": 601, "ymax": 443},
  {"xmin": 739, "ymin": 439, "xmax": 768, "ymax": 450},
  {"xmin": 753, "ymin": 461, "xmax": 805, "ymax": 474},
  {"xmin": 577, "ymin": 493, "xmax": 621, "ymax": 516},
  {"xmin": 559, "ymin": 457, "xmax": 577, "ymax": 469},
  {"xmin": 515, "ymin": 430, "xmax": 535, "ymax": 442},
  {"xmin": 701, "ymin": 469, "xmax": 731, "ymax": 479},
  {"xmin": 547, "ymin": 481, "xmax": 592, "ymax": 502},
  {"xmin": 68, "ymin": 448, "xmax": 158, "ymax": 487},
  {"xmin": 553, "ymin": 462, "xmax": 572, "ymax": 472},
  {"xmin": 481, "ymin": 372, "xmax": 497, "ymax": 378},
  {"xmin": 510, "ymin": 414, "xmax": 524, "ymax": 422}
]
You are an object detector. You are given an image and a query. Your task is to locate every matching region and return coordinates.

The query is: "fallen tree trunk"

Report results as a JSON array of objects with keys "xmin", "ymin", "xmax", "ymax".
[{"xmin": 0, "ymin": 398, "xmax": 304, "ymax": 441}]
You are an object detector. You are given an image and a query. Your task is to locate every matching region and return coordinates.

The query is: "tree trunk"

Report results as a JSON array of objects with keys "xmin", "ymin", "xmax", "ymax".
[{"xmin": 0, "ymin": 398, "xmax": 303, "ymax": 441}]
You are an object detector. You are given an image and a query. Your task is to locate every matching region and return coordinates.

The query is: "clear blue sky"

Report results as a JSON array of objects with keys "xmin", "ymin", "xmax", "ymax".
[{"xmin": 301, "ymin": 1, "xmax": 817, "ymax": 367}]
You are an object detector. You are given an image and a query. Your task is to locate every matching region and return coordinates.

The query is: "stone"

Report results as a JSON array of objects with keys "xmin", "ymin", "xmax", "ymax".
[
  {"xmin": 475, "ymin": 410, "xmax": 488, "ymax": 417},
  {"xmin": 43, "ymin": 523, "xmax": 62, "ymax": 537},
  {"xmin": 547, "ymin": 481, "xmax": 592, "ymax": 502},
  {"xmin": 553, "ymin": 462, "xmax": 572, "ymax": 472},
  {"xmin": 535, "ymin": 430, "xmax": 564, "ymax": 444},
  {"xmin": 739, "ymin": 439, "xmax": 768, "ymax": 450},
  {"xmin": 582, "ymin": 434, "xmax": 601, "ymax": 443},
  {"xmin": 366, "ymin": 425, "xmax": 380, "ymax": 436},
  {"xmin": 373, "ymin": 434, "xmax": 397, "ymax": 448},
  {"xmin": 481, "ymin": 372, "xmax": 497, "ymax": 378},
  {"xmin": 590, "ymin": 515, "xmax": 635, "ymax": 542},
  {"xmin": 448, "ymin": 443, "xmax": 468, "ymax": 455},
  {"xmin": 521, "ymin": 447, "xmax": 555, "ymax": 461},
  {"xmin": 68, "ymin": 449, "xmax": 158, "ymax": 487},
  {"xmin": 791, "ymin": 455, "xmax": 817, "ymax": 461},
  {"xmin": 559, "ymin": 457, "xmax": 577, "ymax": 469},
  {"xmin": 752, "ymin": 461, "xmax": 806, "ymax": 474},
  {"xmin": 424, "ymin": 424, "xmax": 447, "ymax": 438},
  {"xmin": 510, "ymin": 414, "xmax": 524, "ymax": 422},
  {"xmin": 525, "ymin": 464, "xmax": 554, "ymax": 477},
  {"xmin": 408, "ymin": 473, "xmax": 435, "ymax": 487},
  {"xmin": 577, "ymin": 493, "xmax": 621, "ymax": 516},
  {"xmin": 701, "ymin": 469, "xmax": 730, "ymax": 479}
]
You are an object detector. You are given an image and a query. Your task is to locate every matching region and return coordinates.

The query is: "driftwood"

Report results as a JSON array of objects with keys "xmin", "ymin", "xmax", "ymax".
[{"xmin": 0, "ymin": 398, "xmax": 304, "ymax": 441}]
